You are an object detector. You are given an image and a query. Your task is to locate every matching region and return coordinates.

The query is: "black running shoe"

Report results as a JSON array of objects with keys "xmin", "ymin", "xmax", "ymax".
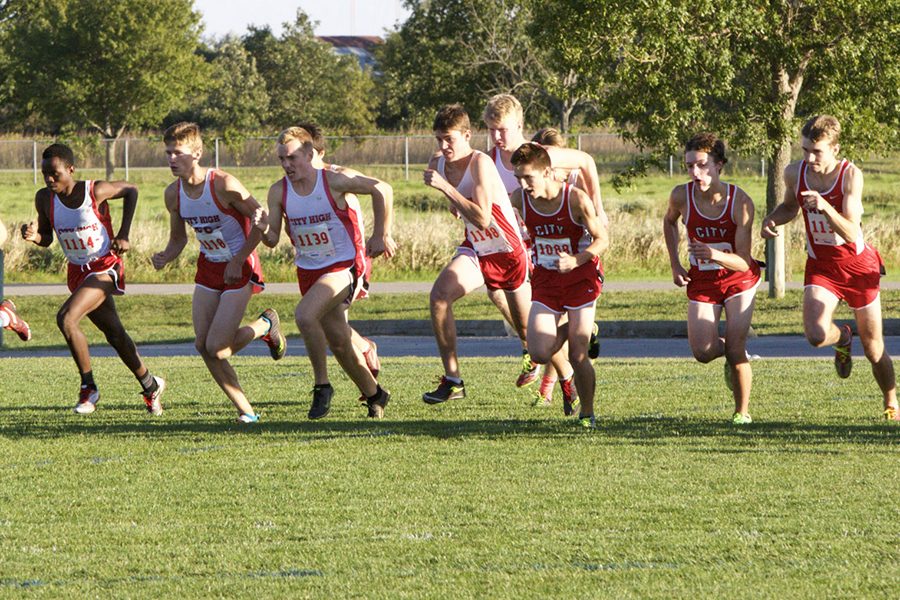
[
  {"xmin": 260, "ymin": 308, "xmax": 286, "ymax": 361},
  {"xmin": 308, "ymin": 384, "xmax": 333, "ymax": 419},
  {"xmin": 366, "ymin": 387, "xmax": 390, "ymax": 418},
  {"xmin": 422, "ymin": 376, "xmax": 466, "ymax": 404}
]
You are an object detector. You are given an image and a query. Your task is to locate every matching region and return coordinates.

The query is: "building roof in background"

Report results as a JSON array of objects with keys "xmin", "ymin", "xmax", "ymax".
[{"xmin": 318, "ymin": 36, "xmax": 383, "ymax": 71}]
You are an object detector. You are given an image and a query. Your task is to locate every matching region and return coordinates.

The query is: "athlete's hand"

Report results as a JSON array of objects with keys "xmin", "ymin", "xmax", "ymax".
[
  {"xmin": 688, "ymin": 240, "xmax": 713, "ymax": 262},
  {"xmin": 111, "ymin": 237, "xmax": 130, "ymax": 254},
  {"xmin": 557, "ymin": 251, "xmax": 578, "ymax": 273},
  {"xmin": 21, "ymin": 221, "xmax": 39, "ymax": 244},
  {"xmin": 151, "ymin": 251, "xmax": 169, "ymax": 270},
  {"xmin": 252, "ymin": 207, "xmax": 268, "ymax": 232},
  {"xmin": 671, "ymin": 264, "xmax": 691, "ymax": 287},
  {"xmin": 423, "ymin": 169, "xmax": 449, "ymax": 193},
  {"xmin": 800, "ymin": 190, "xmax": 828, "ymax": 212},
  {"xmin": 366, "ymin": 234, "xmax": 397, "ymax": 259},
  {"xmin": 224, "ymin": 257, "xmax": 243, "ymax": 284},
  {"xmin": 760, "ymin": 218, "xmax": 779, "ymax": 239}
]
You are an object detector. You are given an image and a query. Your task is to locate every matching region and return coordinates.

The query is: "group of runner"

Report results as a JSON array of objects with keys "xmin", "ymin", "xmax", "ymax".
[{"xmin": 2, "ymin": 100, "xmax": 896, "ymax": 425}]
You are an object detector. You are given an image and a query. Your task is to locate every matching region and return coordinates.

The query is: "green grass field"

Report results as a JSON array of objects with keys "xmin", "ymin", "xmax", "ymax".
[
  {"xmin": 0, "ymin": 288, "xmax": 893, "ymax": 350},
  {"xmin": 0, "ymin": 355, "xmax": 896, "ymax": 597}
]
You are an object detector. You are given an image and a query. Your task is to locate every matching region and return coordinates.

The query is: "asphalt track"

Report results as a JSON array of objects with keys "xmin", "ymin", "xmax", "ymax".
[{"xmin": 4, "ymin": 334, "xmax": 900, "ymax": 360}]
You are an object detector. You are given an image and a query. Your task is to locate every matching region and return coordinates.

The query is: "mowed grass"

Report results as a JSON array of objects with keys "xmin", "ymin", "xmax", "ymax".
[
  {"xmin": 1, "ymin": 288, "xmax": 896, "ymax": 350},
  {"xmin": 0, "ymin": 355, "xmax": 896, "ymax": 597}
]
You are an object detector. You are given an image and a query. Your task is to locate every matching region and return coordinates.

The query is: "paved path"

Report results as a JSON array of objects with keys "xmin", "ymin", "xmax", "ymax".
[
  {"xmin": 13, "ymin": 279, "xmax": 899, "ymax": 296},
  {"xmin": 4, "ymin": 335, "xmax": 900, "ymax": 360}
]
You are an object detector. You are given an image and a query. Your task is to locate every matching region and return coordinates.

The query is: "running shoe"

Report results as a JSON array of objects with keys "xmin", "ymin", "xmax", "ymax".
[
  {"xmin": 74, "ymin": 386, "xmax": 100, "ymax": 414},
  {"xmin": 259, "ymin": 308, "xmax": 286, "ymax": 361},
  {"xmin": 362, "ymin": 337, "xmax": 380, "ymax": 379},
  {"xmin": 732, "ymin": 412, "xmax": 753, "ymax": 425},
  {"xmin": 588, "ymin": 322, "xmax": 600, "ymax": 359},
  {"xmin": 308, "ymin": 383, "xmax": 333, "ymax": 419},
  {"xmin": 578, "ymin": 414, "xmax": 597, "ymax": 429},
  {"xmin": 237, "ymin": 413, "xmax": 260, "ymax": 424},
  {"xmin": 141, "ymin": 376, "xmax": 165, "ymax": 416},
  {"xmin": 884, "ymin": 405, "xmax": 900, "ymax": 421},
  {"xmin": 516, "ymin": 350, "xmax": 539, "ymax": 387},
  {"xmin": 1, "ymin": 299, "xmax": 32, "ymax": 342},
  {"xmin": 724, "ymin": 358, "xmax": 734, "ymax": 392},
  {"xmin": 422, "ymin": 376, "xmax": 466, "ymax": 404},
  {"xmin": 561, "ymin": 376, "xmax": 579, "ymax": 417},
  {"xmin": 834, "ymin": 325, "xmax": 852, "ymax": 379},
  {"xmin": 534, "ymin": 375, "xmax": 556, "ymax": 406},
  {"xmin": 366, "ymin": 387, "xmax": 390, "ymax": 419}
]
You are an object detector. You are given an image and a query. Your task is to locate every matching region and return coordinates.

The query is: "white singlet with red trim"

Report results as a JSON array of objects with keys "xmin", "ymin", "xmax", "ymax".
[
  {"xmin": 178, "ymin": 170, "xmax": 250, "ymax": 263},
  {"xmin": 437, "ymin": 151, "xmax": 524, "ymax": 257},
  {"xmin": 50, "ymin": 181, "xmax": 113, "ymax": 265},
  {"xmin": 491, "ymin": 147, "xmax": 519, "ymax": 195},
  {"xmin": 282, "ymin": 169, "xmax": 366, "ymax": 271}
]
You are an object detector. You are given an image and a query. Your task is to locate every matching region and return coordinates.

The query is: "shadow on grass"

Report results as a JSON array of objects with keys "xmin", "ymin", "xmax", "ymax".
[{"xmin": 0, "ymin": 412, "xmax": 896, "ymax": 448}]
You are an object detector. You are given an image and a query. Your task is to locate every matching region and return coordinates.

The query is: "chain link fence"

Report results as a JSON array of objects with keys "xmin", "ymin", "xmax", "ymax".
[{"xmin": 0, "ymin": 133, "xmax": 787, "ymax": 182}]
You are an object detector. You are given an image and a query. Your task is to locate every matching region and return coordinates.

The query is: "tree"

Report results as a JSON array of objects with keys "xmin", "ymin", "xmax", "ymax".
[
  {"xmin": 243, "ymin": 11, "xmax": 375, "ymax": 133},
  {"xmin": 5, "ymin": 0, "xmax": 207, "ymax": 177},
  {"xmin": 201, "ymin": 37, "xmax": 269, "ymax": 155},
  {"xmin": 376, "ymin": 0, "xmax": 598, "ymax": 131},
  {"xmin": 534, "ymin": 0, "xmax": 900, "ymax": 296}
]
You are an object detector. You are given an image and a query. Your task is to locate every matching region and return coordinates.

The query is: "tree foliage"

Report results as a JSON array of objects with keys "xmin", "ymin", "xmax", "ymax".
[
  {"xmin": 242, "ymin": 11, "xmax": 375, "ymax": 133},
  {"xmin": 201, "ymin": 37, "xmax": 269, "ymax": 144},
  {"xmin": 377, "ymin": 0, "xmax": 598, "ymax": 131}
]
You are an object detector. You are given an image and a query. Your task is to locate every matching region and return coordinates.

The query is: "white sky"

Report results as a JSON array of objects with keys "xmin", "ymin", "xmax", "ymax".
[{"xmin": 194, "ymin": 0, "xmax": 410, "ymax": 39}]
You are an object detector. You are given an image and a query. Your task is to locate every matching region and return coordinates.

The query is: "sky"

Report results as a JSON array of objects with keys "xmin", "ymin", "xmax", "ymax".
[{"xmin": 194, "ymin": 0, "xmax": 410, "ymax": 39}]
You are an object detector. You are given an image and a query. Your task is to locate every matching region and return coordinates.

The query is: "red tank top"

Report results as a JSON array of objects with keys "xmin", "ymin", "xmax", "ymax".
[
  {"xmin": 797, "ymin": 159, "xmax": 865, "ymax": 262},
  {"xmin": 683, "ymin": 182, "xmax": 741, "ymax": 280},
  {"xmin": 522, "ymin": 183, "xmax": 598, "ymax": 286}
]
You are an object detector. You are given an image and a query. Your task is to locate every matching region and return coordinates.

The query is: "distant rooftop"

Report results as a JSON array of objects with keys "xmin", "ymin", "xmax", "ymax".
[{"xmin": 318, "ymin": 36, "xmax": 383, "ymax": 71}]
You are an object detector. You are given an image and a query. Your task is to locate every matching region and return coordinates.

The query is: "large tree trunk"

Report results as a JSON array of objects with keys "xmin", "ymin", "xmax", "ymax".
[
  {"xmin": 766, "ymin": 139, "xmax": 791, "ymax": 298},
  {"xmin": 104, "ymin": 138, "xmax": 116, "ymax": 180}
]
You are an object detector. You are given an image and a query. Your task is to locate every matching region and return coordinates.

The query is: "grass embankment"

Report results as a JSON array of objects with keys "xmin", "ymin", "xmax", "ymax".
[
  {"xmin": 0, "ymin": 355, "xmax": 895, "ymax": 597},
  {"xmin": 2, "ymin": 289, "xmax": 893, "ymax": 350},
  {"xmin": 2, "ymin": 163, "xmax": 900, "ymax": 283}
]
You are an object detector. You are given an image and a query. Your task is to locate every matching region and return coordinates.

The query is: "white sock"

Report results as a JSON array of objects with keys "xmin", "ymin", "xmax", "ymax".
[
  {"xmin": 0, "ymin": 309, "xmax": 9, "ymax": 329},
  {"xmin": 445, "ymin": 375, "xmax": 462, "ymax": 384}
]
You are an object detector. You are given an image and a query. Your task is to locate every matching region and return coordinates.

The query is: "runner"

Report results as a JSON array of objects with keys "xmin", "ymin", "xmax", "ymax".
[
  {"xmin": 761, "ymin": 115, "xmax": 897, "ymax": 421},
  {"xmin": 0, "ymin": 218, "xmax": 32, "ymax": 342},
  {"xmin": 152, "ymin": 122, "xmax": 279, "ymax": 423},
  {"xmin": 297, "ymin": 121, "xmax": 381, "ymax": 382},
  {"xmin": 510, "ymin": 142, "xmax": 608, "ymax": 428},
  {"xmin": 21, "ymin": 143, "xmax": 164, "ymax": 414},
  {"xmin": 663, "ymin": 133, "xmax": 761, "ymax": 424},
  {"xmin": 422, "ymin": 103, "xmax": 570, "ymax": 403},
  {"xmin": 262, "ymin": 126, "xmax": 396, "ymax": 419}
]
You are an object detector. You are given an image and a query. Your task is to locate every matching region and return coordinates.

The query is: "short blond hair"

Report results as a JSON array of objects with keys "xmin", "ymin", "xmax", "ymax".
[
  {"xmin": 277, "ymin": 126, "xmax": 315, "ymax": 152},
  {"xmin": 532, "ymin": 127, "xmax": 565, "ymax": 148},
  {"xmin": 483, "ymin": 94, "xmax": 523, "ymax": 127},
  {"xmin": 802, "ymin": 115, "xmax": 841, "ymax": 145},
  {"xmin": 163, "ymin": 122, "xmax": 202, "ymax": 153}
]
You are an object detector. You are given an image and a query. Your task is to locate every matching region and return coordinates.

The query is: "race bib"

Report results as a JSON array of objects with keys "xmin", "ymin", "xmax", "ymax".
[
  {"xmin": 195, "ymin": 227, "xmax": 233, "ymax": 262},
  {"xmin": 533, "ymin": 237, "xmax": 573, "ymax": 270},
  {"xmin": 807, "ymin": 211, "xmax": 845, "ymax": 246},
  {"xmin": 292, "ymin": 223, "xmax": 336, "ymax": 261},
  {"xmin": 58, "ymin": 227, "xmax": 103, "ymax": 262},
  {"xmin": 465, "ymin": 218, "xmax": 509, "ymax": 256},
  {"xmin": 692, "ymin": 241, "xmax": 733, "ymax": 271}
]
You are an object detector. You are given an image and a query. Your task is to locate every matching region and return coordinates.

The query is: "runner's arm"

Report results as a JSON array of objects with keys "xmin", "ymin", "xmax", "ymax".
[
  {"xmin": 327, "ymin": 169, "xmax": 397, "ymax": 258},
  {"xmin": 151, "ymin": 185, "xmax": 187, "ymax": 269},
  {"xmin": 662, "ymin": 187, "xmax": 690, "ymax": 286},
  {"xmin": 93, "ymin": 180, "xmax": 138, "ymax": 252},
  {"xmin": 262, "ymin": 182, "xmax": 285, "ymax": 248},
  {"xmin": 21, "ymin": 191, "xmax": 54, "ymax": 247},
  {"xmin": 761, "ymin": 164, "xmax": 801, "ymax": 238}
]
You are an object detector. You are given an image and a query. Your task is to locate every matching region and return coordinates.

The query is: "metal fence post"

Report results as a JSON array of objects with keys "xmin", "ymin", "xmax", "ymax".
[
  {"xmin": 760, "ymin": 158, "xmax": 765, "ymax": 178},
  {"xmin": 33, "ymin": 141, "xmax": 38, "ymax": 185},
  {"xmin": 124, "ymin": 138, "xmax": 129, "ymax": 180},
  {"xmin": 669, "ymin": 155, "xmax": 674, "ymax": 177},
  {"xmin": 215, "ymin": 138, "xmax": 220, "ymax": 170},
  {"xmin": 404, "ymin": 136, "xmax": 409, "ymax": 181},
  {"xmin": 577, "ymin": 134, "xmax": 582, "ymax": 151}
]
